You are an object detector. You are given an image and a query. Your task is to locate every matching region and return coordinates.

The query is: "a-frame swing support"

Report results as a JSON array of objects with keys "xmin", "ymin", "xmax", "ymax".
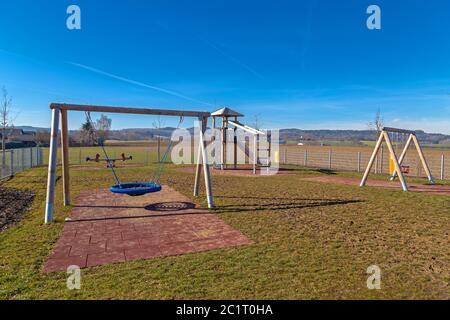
[
  {"xmin": 360, "ymin": 127, "xmax": 434, "ymax": 192},
  {"xmin": 44, "ymin": 103, "xmax": 214, "ymax": 224}
]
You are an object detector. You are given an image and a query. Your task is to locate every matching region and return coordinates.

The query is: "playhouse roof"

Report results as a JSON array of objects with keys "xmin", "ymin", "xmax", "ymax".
[{"xmin": 211, "ymin": 107, "xmax": 244, "ymax": 117}]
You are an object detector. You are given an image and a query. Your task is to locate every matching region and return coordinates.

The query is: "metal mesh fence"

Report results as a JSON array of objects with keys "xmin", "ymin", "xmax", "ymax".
[
  {"xmin": 0, "ymin": 147, "xmax": 44, "ymax": 180},
  {"xmin": 279, "ymin": 146, "xmax": 449, "ymax": 180},
  {"xmin": 4, "ymin": 145, "xmax": 448, "ymax": 181}
]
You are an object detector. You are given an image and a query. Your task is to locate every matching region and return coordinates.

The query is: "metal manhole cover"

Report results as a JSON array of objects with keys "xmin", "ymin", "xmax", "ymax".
[{"xmin": 144, "ymin": 202, "xmax": 196, "ymax": 212}]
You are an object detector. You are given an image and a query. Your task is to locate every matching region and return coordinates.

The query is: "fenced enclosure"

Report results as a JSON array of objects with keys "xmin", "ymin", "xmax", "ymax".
[
  {"xmin": 41, "ymin": 146, "xmax": 162, "ymax": 167},
  {"xmin": 0, "ymin": 147, "xmax": 44, "ymax": 180},
  {"xmin": 36, "ymin": 144, "xmax": 449, "ymax": 181},
  {"xmin": 280, "ymin": 145, "xmax": 449, "ymax": 180}
]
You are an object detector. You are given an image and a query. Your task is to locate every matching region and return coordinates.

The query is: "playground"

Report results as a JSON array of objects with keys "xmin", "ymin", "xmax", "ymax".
[{"xmin": 0, "ymin": 104, "xmax": 448, "ymax": 300}]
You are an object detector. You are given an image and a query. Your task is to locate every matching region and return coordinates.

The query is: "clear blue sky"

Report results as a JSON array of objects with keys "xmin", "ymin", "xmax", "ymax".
[{"xmin": 1, "ymin": 0, "xmax": 449, "ymax": 133}]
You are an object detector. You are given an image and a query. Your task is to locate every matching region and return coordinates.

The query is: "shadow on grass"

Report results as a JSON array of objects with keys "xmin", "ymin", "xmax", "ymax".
[
  {"xmin": 315, "ymin": 169, "xmax": 337, "ymax": 175},
  {"xmin": 213, "ymin": 196, "xmax": 363, "ymax": 213},
  {"xmin": 69, "ymin": 201, "xmax": 208, "ymax": 222},
  {"xmin": 73, "ymin": 201, "xmax": 195, "ymax": 211}
]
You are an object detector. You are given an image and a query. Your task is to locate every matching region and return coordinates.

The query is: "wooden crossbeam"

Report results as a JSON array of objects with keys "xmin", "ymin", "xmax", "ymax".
[
  {"xmin": 382, "ymin": 127, "xmax": 416, "ymax": 135},
  {"xmin": 50, "ymin": 103, "xmax": 210, "ymax": 118}
]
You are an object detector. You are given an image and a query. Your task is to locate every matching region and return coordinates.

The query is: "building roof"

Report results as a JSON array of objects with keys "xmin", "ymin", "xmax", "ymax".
[{"xmin": 211, "ymin": 107, "xmax": 243, "ymax": 117}]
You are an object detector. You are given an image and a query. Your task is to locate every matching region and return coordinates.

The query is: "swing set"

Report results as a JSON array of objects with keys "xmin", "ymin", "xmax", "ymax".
[
  {"xmin": 84, "ymin": 111, "xmax": 183, "ymax": 196},
  {"xmin": 360, "ymin": 127, "xmax": 435, "ymax": 191},
  {"xmin": 44, "ymin": 103, "xmax": 214, "ymax": 224}
]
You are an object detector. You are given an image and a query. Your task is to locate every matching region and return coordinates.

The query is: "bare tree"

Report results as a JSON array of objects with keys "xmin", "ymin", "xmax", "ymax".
[
  {"xmin": 153, "ymin": 116, "xmax": 165, "ymax": 162},
  {"xmin": 1, "ymin": 87, "xmax": 14, "ymax": 175},
  {"xmin": 368, "ymin": 108, "xmax": 384, "ymax": 135},
  {"xmin": 80, "ymin": 118, "xmax": 95, "ymax": 146},
  {"xmin": 95, "ymin": 114, "xmax": 112, "ymax": 144},
  {"xmin": 253, "ymin": 113, "xmax": 262, "ymax": 130}
]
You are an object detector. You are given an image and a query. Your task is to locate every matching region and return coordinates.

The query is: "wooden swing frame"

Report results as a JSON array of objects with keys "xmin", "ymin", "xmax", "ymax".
[
  {"xmin": 44, "ymin": 103, "xmax": 214, "ymax": 224},
  {"xmin": 360, "ymin": 127, "xmax": 435, "ymax": 191}
]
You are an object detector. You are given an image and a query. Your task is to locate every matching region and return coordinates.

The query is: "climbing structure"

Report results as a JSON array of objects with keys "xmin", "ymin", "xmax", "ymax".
[{"xmin": 211, "ymin": 107, "xmax": 271, "ymax": 174}]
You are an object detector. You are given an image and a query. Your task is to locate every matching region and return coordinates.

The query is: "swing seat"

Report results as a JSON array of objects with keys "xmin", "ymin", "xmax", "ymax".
[{"xmin": 110, "ymin": 182, "xmax": 162, "ymax": 196}]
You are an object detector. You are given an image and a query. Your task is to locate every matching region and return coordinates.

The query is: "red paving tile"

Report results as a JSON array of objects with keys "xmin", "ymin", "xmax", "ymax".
[
  {"xmin": 70, "ymin": 241, "xmax": 107, "ymax": 256},
  {"xmin": 125, "ymin": 246, "xmax": 162, "ymax": 261},
  {"xmin": 87, "ymin": 251, "xmax": 126, "ymax": 268},
  {"xmin": 43, "ymin": 186, "xmax": 252, "ymax": 273},
  {"xmin": 302, "ymin": 176, "xmax": 450, "ymax": 195},
  {"xmin": 43, "ymin": 255, "xmax": 87, "ymax": 273}
]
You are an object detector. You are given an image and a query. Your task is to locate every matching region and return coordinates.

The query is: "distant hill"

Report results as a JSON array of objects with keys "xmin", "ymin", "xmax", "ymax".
[
  {"xmin": 279, "ymin": 129, "xmax": 450, "ymax": 145},
  {"xmin": 16, "ymin": 126, "xmax": 450, "ymax": 146},
  {"xmin": 15, "ymin": 126, "xmax": 50, "ymax": 133}
]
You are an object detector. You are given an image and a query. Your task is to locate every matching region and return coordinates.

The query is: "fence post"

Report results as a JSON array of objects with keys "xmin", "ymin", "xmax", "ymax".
[
  {"xmin": 304, "ymin": 149, "xmax": 308, "ymax": 167},
  {"xmin": 283, "ymin": 149, "xmax": 287, "ymax": 164},
  {"xmin": 29, "ymin": 147, "xmax": 33, "ymax": 167},
  {"xmin": 328, "ymin": 150, "xmax": 332, "ymax": 169},
  {"xmin": 1, "ymin": 151, "xmax": 4, "ymax": 178},
  {"xmin": 10, "ymin": 150, "xmax": 14, "ymax": 176},
  {"xmin": 374, "ymin": 155, "xmax": 378, "ymax": 174},
  {"xmin": 21, "ymin": 148, "xmax": 25, "ymax": 170},
  {"xmin": 357, "ymin": 152, "xmax": 361, "ymax": 173},
  {"xmin": 441, "ymin": 154, "xmax": 445, "ymax": 180}
]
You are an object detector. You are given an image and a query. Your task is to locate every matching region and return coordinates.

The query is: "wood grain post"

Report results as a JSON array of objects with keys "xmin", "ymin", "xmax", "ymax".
[
  {"xmin": 360, "ymin": 132, "xmax": 384, "ymax": 188},
  {"xmin": 60, "ymin": 109, "xmax": 70, "ymax": 206},
  {"xmin": 412, "ymin": 134, "xmax": 434, "ymax": 184},
  {"xmin": 383, "ymin": 131, "xmax": 408, "ymax": 191},
  {"xmin": 253, "ymin": 135, "xmax": 257, "ymax": 174},
  {"xmin": 390, "ymin": 134, "xmax": 413, "ymax": 181},
  {"xmin": 200, "ymin": 117, "xmax": 214, "ymax": 208},
  {"xmin": 193, "ymin": 121, "xmax": 202, "ymax": 197},
  {"xmin": 45, "ymin": 108, "xmax": 60, "ymax": 224}
]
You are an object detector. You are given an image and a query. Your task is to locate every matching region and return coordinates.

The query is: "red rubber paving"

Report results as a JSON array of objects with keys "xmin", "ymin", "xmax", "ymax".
[
  {"xmin": 43, "ymin": 186, "xmax": 252, "ymax": 273},
  {"xmin": 302, "ymin": 176, "xmax": 450, "ymax": 195}
]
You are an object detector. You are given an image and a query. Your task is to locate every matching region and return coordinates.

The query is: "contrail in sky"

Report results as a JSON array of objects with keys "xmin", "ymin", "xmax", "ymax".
[
  {"xmin": 152, "ymin": 21, "xmax": 264, "ymax": 80},
  {"xmin": 197, "ymin": 37, "xmax": 265, "ymax": 80},
  {"xmin": 67, "ymin": 62, "xmax": 213, "ymax": 106}
]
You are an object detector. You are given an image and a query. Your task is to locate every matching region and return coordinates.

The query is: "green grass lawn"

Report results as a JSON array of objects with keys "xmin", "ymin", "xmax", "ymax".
[
  {"xmin": 0, "ymin": 161, "xmax": 449, "ymax": 299},
  {"xmin": 41, "ymin": 146, "xmax": 160, "ymax": 166}
]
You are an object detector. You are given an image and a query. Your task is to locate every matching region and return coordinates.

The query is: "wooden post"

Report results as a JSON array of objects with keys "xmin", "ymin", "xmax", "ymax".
[
  {"xmin": 45, "ymin": 108, "xmax": 60, "ymax": 224},
  {"xmin": 374, "ymin": 154, "xmax": 378, "ymax": 174},
  {"xmin": 200, "ymin": 117, "xmax": 214, "ymax": 208},
  {"xmin": 193, "ymin": 122, "xmax": 202, "ymax": 197},
  {"xmin": 380, "ymin": 144, "xmax": 384, "ymax": 174},
  {"xmin": 390, "ymin": 134, "xmax": 413, "ymax": 181},
  {"xmin": 233, "ymin": 116, "xmax": 237, "ymax": 169},
  {"xmin": 360, "ymin": 132, "xmax": 384, "ymax": 187},
  {"xmin": 253, "ymin": 135, "xmax": 257, "ymax": 174},
  {"xmin": 221, "ymin": 117, "xmax": 226, "ymax": 170},
  {"xmin": 383, "ymin": 131, "xmax": 408, "ymax": 191},
  {"xmin": 60, "ymin": 109, "xmax": 70, "ymax": 206},
  {"xmin": 411, "ymin": 134, "xmax": 434, "ymax": 184},
  {"xmin": 440, "ymin": 155, "xmax": 444, "ymax": 180}
]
